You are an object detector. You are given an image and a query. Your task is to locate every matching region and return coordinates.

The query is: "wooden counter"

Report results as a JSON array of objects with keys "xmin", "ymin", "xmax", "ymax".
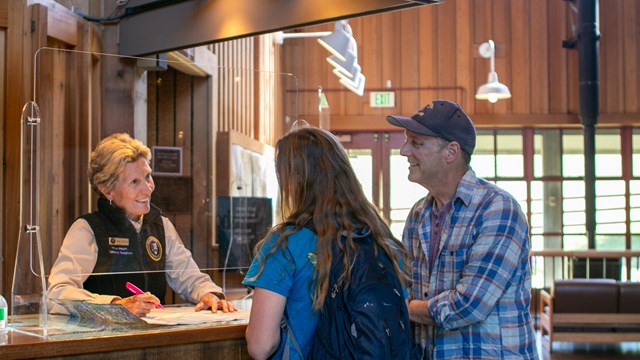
[{"xmin": 0, "ymin": 314, "xmax": 249, "ymax": 360}]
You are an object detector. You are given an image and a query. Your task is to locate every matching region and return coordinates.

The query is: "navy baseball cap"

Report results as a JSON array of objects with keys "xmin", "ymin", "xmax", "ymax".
[{"xmin": 386, "ymin": 100, "xmax": 476, "ymax": 155}]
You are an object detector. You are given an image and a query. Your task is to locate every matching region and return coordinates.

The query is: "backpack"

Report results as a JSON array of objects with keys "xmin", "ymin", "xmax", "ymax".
[{"xmin": 307, "ymin": 230, "xmax": 416, "ymax": 360}]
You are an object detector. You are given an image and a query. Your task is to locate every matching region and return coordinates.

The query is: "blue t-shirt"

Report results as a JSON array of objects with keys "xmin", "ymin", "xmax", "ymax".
[{"xmin": 242, "ymin": 227, "xmax": 319, "ymax": 359}]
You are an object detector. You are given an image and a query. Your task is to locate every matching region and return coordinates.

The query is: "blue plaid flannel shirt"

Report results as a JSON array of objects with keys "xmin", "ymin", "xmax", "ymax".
[{"xmin": 405, "ymin": 168, "xmax": 538, "ymax": 359}]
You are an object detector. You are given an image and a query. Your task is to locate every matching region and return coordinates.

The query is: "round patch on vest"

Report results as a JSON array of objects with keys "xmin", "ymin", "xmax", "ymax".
[{"xmin": 146, "ymin": 236, "xmax": 163, "ymax": 261}]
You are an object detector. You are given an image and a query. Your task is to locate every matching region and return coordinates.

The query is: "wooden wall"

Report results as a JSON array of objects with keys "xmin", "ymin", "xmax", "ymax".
[
  {"xmin": 0, "ymin": 1, "xmax": 274, "ymax": 299},
  {"xmin": 1, "ymin": 0, "xmax": 103, "ymax": 301},
  {"xmin": 214, "ymin": 34, "xmax": 286, "ymax": 147},
  {"xmin": 0, "ymin": 1, "xmax": 8, "ymax": 299},
  {"xmin": 281, "ymin": 0, "xmax": 640, "ymax": 130}
]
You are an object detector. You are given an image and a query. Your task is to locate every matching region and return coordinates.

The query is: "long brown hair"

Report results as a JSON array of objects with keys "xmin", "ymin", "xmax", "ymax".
[{"xmin": 251, "ymin": 126, "xmax": 408, "ymax": 311}]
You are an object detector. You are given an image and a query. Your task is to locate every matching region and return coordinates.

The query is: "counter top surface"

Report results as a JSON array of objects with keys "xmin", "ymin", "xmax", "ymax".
[{"xmin": 0, "ymin": 302, "xmax": 251, "ymax": 359}]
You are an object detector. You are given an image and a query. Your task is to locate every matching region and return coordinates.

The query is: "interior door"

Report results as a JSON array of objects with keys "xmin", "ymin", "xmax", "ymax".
[{"xmin": 337, "ymin": 132, "xmax": 426, "ymax": 240}]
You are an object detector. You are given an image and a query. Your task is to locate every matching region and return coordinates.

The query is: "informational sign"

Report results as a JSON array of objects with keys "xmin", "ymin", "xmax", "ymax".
[
  {"xmin": 217, "ymin": 197, "xmax": 272, "ymax": 271},
  {"xmin": 152, "ymin": 146, "xmax": 183, "ymax": 176},
  {"xmin": 370, "ymin": 91, "xmax": 395, "ymax": 108}
]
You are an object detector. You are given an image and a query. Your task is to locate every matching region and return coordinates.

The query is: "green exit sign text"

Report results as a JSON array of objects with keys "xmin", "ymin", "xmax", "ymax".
[{"xmin": 370, "ymin": 91, "xmax": 395, "ymax": 108}]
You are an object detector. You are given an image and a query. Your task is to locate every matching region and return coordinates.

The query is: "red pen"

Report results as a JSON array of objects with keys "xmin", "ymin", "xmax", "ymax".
[{"xmin": 125, "ymin": 281, "xmax": 165, "ymax": 309}]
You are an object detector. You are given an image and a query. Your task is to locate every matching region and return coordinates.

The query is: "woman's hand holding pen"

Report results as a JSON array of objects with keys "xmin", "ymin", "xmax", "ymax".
[
  {"xmin": 111, "ymin": 293, "xmax": 162, "ymax": 317},
  {"xmin": 194, "ymin": 292, "xmax": 237, "ymax": 313}
]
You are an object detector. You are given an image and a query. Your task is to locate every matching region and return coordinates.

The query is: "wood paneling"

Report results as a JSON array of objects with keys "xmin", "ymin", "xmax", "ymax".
[
  {"xmin": 530, "ymin": 0, "xmax": 548, "ymax": 114},
  {"xmin": 3, "ymin": 0, "xmax": 28, "ymax": 298},
  {"xmin": 548, "ymin": 0, "xmax": 568, "ymax": 114},
  {"xmin": 214, "ymin": 38, "xmax": 256, "ymax": 139},
  {"xmin": 622, "ymin": 0, "xmax": 638, "ymax": 113},
  {"xmin": 0, "ymin": 28, "xmax": 4, "ymax": 292},
  {"xmin": 282, "ymin": 0, "xmax": 640, "ymax": 129},
  {"xmin": 0, "ymin": 1, "xmax": 7, "ymax": 28},
  {"xmin": 0, "ymin": 1, "xmax": 102, "ymax": 298}
]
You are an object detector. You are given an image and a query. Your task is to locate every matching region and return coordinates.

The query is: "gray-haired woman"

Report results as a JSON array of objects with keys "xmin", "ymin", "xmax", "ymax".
[{"xmin": 48, "ymin": 133, "xmax": 235, "ymax": 316}]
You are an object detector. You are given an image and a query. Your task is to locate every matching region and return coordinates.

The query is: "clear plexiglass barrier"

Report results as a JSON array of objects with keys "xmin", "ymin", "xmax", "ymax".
[{"xmin": 12, "ymin": 47, "xmax": 297, "ymax": 338}]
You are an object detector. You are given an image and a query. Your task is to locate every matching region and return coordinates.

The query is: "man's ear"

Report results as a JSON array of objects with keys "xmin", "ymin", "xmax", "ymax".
[{"xmin": 445, "ymin": 142, "xmax": 460, "ymax": 162}]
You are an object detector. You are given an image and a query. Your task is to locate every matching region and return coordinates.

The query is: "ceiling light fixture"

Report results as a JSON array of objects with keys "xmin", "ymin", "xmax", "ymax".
[
  {"xmin": 475, "ymin": 39, "xmax": 511, "ymax": 103},
  {"xmin": 274, "ymin": 20, "xmax": 366, "ymax": 96},
  {"xmin": 317, "ymin": 21, "xmax": 352, "ymax": 61}
]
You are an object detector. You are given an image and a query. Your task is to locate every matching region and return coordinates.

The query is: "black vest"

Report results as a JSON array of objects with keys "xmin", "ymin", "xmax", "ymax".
[{"xmin": 82, "ymin": 197, "xmax": 167, "ymax": 303}]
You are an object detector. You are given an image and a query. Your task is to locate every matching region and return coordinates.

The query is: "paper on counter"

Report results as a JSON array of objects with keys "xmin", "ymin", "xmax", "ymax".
[{"xmin": 142, "ymin": 306, "xmax": 250, "ymax": 325}]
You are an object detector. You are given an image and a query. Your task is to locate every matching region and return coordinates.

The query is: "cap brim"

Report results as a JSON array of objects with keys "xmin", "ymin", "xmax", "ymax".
[{"xmin": 386, "ymin": 115, "xmax": 439, "ymax": 137}]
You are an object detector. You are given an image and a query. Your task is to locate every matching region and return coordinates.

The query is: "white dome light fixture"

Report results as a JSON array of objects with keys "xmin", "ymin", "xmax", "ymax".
[{"xmin": 475, "ymin": 40, "xmax": 511, "ymax": 103}]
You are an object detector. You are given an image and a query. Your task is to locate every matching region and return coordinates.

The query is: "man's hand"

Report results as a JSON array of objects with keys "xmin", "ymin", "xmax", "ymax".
[
  {"xmin": 408, "ymin": 299, "xmax": 436, "ymax": 325},
  {"xmin": 194, "ymin": 292, "xmax": 237, "ymax": 313},
  {"xmin": 112, "ymin": 293, "xmax": 161, "ymax": 317}
]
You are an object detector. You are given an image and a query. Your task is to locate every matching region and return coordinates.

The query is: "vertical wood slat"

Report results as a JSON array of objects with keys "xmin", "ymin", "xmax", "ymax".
[
  {"xmin": 5, "ymin": 0, "xmax": 31, "ymax": 295},
  {"xmin": 157, "ymin": 69, "xmax": 176, "ymax": 146},
  {"xmin": 418, "ymin": 5, "xmax": 437, "ymax": 110},
  {"xmin": 52, "ymin": 48, "xmax": 69, "ymax": 263},
  {"xmin": 598, "ymin": 0, "xmax": 613, "ymax": 113},
  {"xmin": 173, "ymin": 71, "xmax": 192, "ymax": 253},
  {"xmin": 381, "ymin": 11, "xmax": 400, "ymax": 112},
  {"xmin": 622, "ymin": 0, "xmax": 638, "ymax": 112},
  {"xmin": 474, "ymin": 0, "xmax": 492, "ymax": 115},
  {"xmin": 306, "ymin": 26, "xmax": 323, "ymax": 120},
  {"xmin": 567, "ymin": 17, "xmax": 580, "ymax": 115},
  {"xmin": 32, "ymin": 6, "xmax": 56, "ymax": 269},
  {"xmin": 362, "ymin": 15, "xmax": 381, "ymax": 116},
  {"xmin": 77, "ymin": 22, "xmax": 92, "ymax": 218},
  {"xmin": 548, "ymin": 0, "xmax": 568, "ymax": 113},
  {"xmin": 529, "ymin": 0, "xmax": 548, "ymax": 114},
  {"xmin": 175, "ymin": 71, "xmax": 191, "ymax": 175},
  {"xmin": 254, "ymin": 37, "xmax": 262, "ymax": 142},
  {"xmin": 399, "ymin": 8, "xmax": 419, "ymax": 115},
  {"xmin": 0, "ymin": 29, "xmax": 5, "ymax": 287},
  {"xmin": 436, "ymin": 0, "xmax": 458, "ymax": 105},
  {"xmin": 510, "ymin": 0, "xmax": 530, "ymax": 115},
  {"xmin": 455, "ymin": 0, "xmax": 473, "ymax": 112},
  {"xmin": 191, "ymin": 76, "xmax": 211, "ymax": 267},
  {"xmin": 603, "ymin": 1, "xmax": 625, "ymax": 114},
  {"xmin": 147, "ymin": 71, "xmax": 158, "ymax": 146},
  {"xmin": 4, "ymin": 0, "xmax": 29, "ymax": 297},
  {"xmin": 494, "ymin": 0, "xmax": 511, "ymax": 114},
  {"xmin": 256, "ymin": 33, "xmax": 280, "ymax": 145},
  {"xmin": 214, "ymin": 38, "xmax": 255, "ymax": 138}
]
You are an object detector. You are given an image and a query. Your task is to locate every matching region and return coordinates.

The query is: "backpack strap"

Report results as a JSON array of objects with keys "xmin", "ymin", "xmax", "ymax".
[{"xmin": 280, "ymin": 312, "xmax": 304, "ymax": 359}]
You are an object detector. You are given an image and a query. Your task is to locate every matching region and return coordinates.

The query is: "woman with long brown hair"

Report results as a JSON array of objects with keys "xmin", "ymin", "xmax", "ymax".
[{"xmin": 243, "ymin": 126, "xmax": 410, "ymax": 359}]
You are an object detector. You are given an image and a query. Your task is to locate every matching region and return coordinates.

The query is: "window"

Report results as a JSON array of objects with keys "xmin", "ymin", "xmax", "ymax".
[{"xmin": 341, "ymin": 128, "xmax": 640, "ymax": 284}]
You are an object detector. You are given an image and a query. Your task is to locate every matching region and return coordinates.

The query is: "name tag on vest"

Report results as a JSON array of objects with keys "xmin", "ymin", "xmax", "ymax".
[{"xmin": 109, "ymin": 237, "xmax": 129, "ymax": 246}]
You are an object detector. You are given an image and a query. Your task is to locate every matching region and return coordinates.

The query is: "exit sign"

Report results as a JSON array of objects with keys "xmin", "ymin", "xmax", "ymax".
[{"xmin": 370, "ymin": 91, "xmax": 395, "ymax": 108}]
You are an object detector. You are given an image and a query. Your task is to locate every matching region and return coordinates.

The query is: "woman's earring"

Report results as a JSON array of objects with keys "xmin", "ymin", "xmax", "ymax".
[{"xmin": 109, "ymin": 198, "xmax": 113, "ymax": 206}]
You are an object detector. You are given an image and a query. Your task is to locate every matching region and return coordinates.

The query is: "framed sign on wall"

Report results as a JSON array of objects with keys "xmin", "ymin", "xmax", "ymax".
[{"xmin": 152, "ymin": 146, "xmax": 183, "ymax": 176}]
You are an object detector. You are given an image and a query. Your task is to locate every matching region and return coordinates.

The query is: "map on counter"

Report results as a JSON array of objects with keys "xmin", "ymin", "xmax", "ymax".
[
  {"xmin": 143, "ymin": 306, "xmax": 251, "ymax": 325},
  {"xmin": 53, "ymin": 299, "xmax": 148, "ymax": 325}
]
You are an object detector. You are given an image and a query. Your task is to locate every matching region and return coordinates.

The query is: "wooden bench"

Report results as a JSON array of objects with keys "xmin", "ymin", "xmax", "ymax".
[{"xmin": 540, "ymin": 279, "xmax": 640, "ymax": 351}]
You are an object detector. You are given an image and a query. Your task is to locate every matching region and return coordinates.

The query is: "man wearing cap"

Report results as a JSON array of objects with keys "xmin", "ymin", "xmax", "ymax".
[{"xmin": 387, "ymin": 100, "xmax": 538, "ymax": 359}]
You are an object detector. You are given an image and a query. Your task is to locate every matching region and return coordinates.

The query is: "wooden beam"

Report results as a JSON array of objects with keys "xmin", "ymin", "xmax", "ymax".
[
  {"xmin": 118, "ymin": 0, "xmax": 438, "ymax": 56},
  {"xmin": 46, "ymin": 3, "xmax": 78, "ymax": 46}
]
